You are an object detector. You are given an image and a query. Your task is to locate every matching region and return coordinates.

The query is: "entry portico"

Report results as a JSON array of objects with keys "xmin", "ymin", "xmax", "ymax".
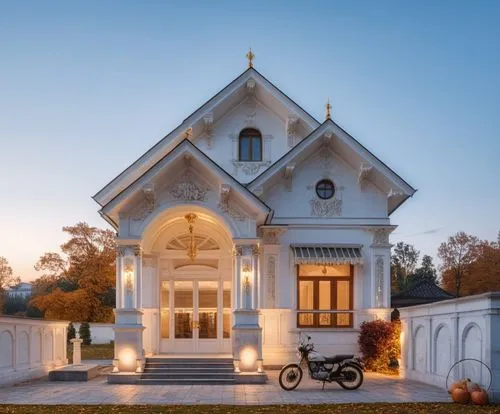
[{"xmin": 93, "ymin": 60, "xmax": 415, "ymax": 378}]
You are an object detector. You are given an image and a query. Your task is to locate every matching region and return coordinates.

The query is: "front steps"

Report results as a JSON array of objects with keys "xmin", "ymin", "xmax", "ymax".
[
  {"xmin": 140, "ymin": 357, "xmax": 235, "ymax": 385},
  {"xmin": 107, "ymin": 356, "xmax": 268, "ymax": 384}
]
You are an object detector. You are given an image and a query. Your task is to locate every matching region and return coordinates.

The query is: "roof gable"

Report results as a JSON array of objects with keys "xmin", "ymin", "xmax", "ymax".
[
  {"xmin": 94, "ymin": 68, "xmax": 320, "ymax": 207},
  {"xmin": 100, "ymin": 139, "xmax": 270, "ymax": 228},
  {"xmin": 249, "ymin": 120, "xmax": 416, "ymax": 215}
]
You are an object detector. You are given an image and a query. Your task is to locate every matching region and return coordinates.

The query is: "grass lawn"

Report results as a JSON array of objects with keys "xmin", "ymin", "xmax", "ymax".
[
  {"xmin": 67, "ymin": 343, "xmax": 114, "ymax": 363},
  {"xmin": 0, "ymin": 404, "xmax": 499, "ymax": 413}
]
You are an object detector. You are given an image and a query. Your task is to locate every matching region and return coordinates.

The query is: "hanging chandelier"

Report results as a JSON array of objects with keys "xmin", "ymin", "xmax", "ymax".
[{"xmin": 184, "ymin": 213, "xmax": 198, "ymax": 261}]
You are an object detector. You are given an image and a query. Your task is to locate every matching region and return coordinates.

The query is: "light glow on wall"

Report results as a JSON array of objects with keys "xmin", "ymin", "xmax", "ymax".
[
  {"xmin": 240, "ymin": 346, "xmax": 257, "ymax": 369},
  {"xmin": 119, "ymin": 348, "xmax": 136, "ymax": 370}
]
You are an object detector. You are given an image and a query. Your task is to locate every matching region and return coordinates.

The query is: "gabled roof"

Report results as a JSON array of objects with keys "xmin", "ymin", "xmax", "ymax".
[
  {"xmin": 93, "ymin": 67, "xmax": 320, "ymax": 207},
  {"xmin": 100, "ymin": 139, "xmax": 271, "ymax": 228},
  {"xmin": 248, "ymin": 119, "xmax": 417, "ymax": 215},
  {"xmin": 392, "ymin": 280, "xmax": 455, "ymax": 300}
]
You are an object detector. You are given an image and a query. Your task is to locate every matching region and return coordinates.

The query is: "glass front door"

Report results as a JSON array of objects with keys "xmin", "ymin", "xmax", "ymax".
[{"xmin": 160, "ymin": 280, "xmax": 231, "ymax": 353}]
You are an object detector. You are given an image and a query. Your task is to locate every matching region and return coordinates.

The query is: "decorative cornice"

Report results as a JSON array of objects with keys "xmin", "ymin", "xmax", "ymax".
[
  {"xmin": 203, "ymin": 113, "xmax": 214, "ymax": 149},
  {"xmin": 287, "ymin": 115, "xmax": 299, "ymax": 148},
  {"xmin": 284, "ymin": 163, "xmax": 295, "ymax": 191},
  {"xmin": 358, "ymin": 163, "xmax": 373, "ymax": 185},
  {"xmin": 259, "ymin": 227, "xmax": 286, "ymax": 245},
  {"xmin": 132, "ymin": 183, "xmax": 157, "ymax": 221}
]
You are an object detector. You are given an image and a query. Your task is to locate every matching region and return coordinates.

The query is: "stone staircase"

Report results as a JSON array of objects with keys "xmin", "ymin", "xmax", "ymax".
[{"xmin": 139, "ymin": 357, "xmax": 235, "ymax": 385}]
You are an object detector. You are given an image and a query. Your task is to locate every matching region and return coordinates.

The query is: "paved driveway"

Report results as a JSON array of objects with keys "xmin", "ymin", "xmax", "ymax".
[{"xmin": 0, "ymin": 371, "xmax": 449, "ymax": 405}]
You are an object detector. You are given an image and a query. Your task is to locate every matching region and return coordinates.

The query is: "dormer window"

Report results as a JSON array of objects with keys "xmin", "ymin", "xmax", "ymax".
[{"xmin": 239, "ymin": 128, "xmax": 262, "ymax": 161}]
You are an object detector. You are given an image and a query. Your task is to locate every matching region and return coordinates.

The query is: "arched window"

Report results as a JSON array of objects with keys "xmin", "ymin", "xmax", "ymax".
[{"xmin": 239, "ymin": 128, "xmax": 262, "ymax": 161}]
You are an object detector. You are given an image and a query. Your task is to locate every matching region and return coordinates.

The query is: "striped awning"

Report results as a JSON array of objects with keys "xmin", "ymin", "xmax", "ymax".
[{"xmin": 291, "ymin": 245, "xmax": 363, "ymax": 265}]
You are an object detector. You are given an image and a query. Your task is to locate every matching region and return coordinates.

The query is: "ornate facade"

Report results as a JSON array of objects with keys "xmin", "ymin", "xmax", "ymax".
[{"xmin": 94, "ymin": 58, "xmax": 415, "ymax": 376}]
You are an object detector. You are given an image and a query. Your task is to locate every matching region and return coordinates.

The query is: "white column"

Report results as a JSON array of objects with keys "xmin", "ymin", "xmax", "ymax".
[
  {"xmin": 135, "ymin": 246, "xmax": 142, "ymax": 309},
  {"xmin": 116, "ymin": 252, "xmax": 122, "ymax": 309},
  {"xmin": 234, "ymin": 247, "xmax": 242, "ymax": 309},
  {"xmin": 252, "ymin": 246, "xmax": 260, "ymax": 309}
]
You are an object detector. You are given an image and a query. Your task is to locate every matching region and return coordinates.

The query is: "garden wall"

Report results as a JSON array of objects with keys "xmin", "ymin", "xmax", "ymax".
[
  {"xmin": 73, "ymin": 322, "xmax": 114, "ymax": 344},
  {"xmin": 399, "ymin": 292, "xmax": 500, "ymax": 402},
  {"xmin": 0, "ymin": 315, "xmax": 69, "ymax": 387}
]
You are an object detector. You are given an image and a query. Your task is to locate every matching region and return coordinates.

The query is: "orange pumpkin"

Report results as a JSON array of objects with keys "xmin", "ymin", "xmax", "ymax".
[
  {"xmin": 452, "ymin": 387, "xmax": 470, "ymax": 404},
  {"xmin": 471, "ymin": 388, "xmax": 489, "ymax": 406},
  {"xmin": 448, "ymin": 379, "xmax": 466, "ymax": 394}
]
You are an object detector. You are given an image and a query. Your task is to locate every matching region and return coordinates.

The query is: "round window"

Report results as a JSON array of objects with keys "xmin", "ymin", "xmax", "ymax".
[{"xmin": 315, "ymin": 179, "xmax": 335, "ymax": 200}]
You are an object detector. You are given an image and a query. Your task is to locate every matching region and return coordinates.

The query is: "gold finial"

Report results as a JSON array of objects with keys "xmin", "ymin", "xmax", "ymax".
[
  {"xmin": 246, "ymin": 47, "xmax": 255, "ymax": 68},
  {"xmin": 325, "ymin": 97, "xmax": 332, "ymax": 120}
]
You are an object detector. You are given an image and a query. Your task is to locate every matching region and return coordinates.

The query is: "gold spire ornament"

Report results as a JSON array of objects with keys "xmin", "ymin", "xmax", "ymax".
[
  {"xmin": 246, "ymin": 48, "xmax": 255, "ymax": 68},
  {"xmin": 325, "ymin": 98, "xmax": 332, "ymax": 120}
]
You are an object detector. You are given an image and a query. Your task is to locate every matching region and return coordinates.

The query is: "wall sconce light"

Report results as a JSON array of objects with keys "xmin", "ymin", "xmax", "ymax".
[
  {"xmin": 242, "ymin": 263, "xmax": 252, "ymax": 292},
  {"xmin": 124, "ymin": 262, "xmax": 134, "ymax": 294}
]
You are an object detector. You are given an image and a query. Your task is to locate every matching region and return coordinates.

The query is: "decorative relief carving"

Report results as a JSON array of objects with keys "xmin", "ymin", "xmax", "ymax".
[
  {"xmin": 233, "ymin": 246, "xmax": 243, "ymax": 256},
  {"xmin": 267, "ymin": 256, "xmax": 276, "ymax": 308},
  {"xmin": 259, "ymin": 227, "xmax": 286, "ymax": 245},
  {"xmin": 232, "ymin": 161, "xmax": 271, "ymax": 175},
  {"xmin": 375, "ymin": 256, "xmax": 384, "ymax": 308},
  {"xmin": 251, "ymin": 244, "xmax": 261, "ymax": 256},
  {"xmin": 217, "ymin": 183, "xmax": 246, "ymax": 221},
  {"xmin": 219, "ymin": 184, "xmax": 230, "ymax": 210},
  {"xmin": 309, "ymin": 198, "xmax": 342, "ymax": 217},
  {"xmin": 319, "ymin": 145, "xmax": 335, "ymax": 175},
  {"xmin": 167, "ymin": 172, "xmax": 209, "ymax": 202},
  {"xmin": 132, "ymin": 184, "xmax": 157, "ymax": 221}
]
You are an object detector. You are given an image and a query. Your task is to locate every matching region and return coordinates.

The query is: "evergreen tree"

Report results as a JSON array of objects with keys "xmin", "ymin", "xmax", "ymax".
[
  {"xmin": 67, "ymin": 322, "xmax": 76, "ymax": 342},
  {"xmin": 79, "ymin": 322, "xmax": 91, "ymax": 345},
  {"xmin": 414, "ymin": 255, "xmax": 438, "ymax": 284}
]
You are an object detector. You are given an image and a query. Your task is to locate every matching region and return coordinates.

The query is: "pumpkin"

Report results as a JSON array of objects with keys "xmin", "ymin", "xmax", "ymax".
[
  {"xmin": 448, "ymin": 379, "xmax": 466, "ymax": 394},
  {"xmin": 471, "ymin": 388, "xmax": 489, "ymax": 405},
  {"xmin": 452, "ymin": 387, "xmax": 470, "ymax": 404}
]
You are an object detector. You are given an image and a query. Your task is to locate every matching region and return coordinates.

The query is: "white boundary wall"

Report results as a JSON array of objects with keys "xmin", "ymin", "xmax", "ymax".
[
  {"xmin": 0, "ymin": 316, "xmax": 69, "ymax": 387},
  {"xmin": 73, "ymin": 323, "xmax": 114, "ymax": 344},
  {"xmin": 399, "ymin": 292, "xmax": 500, "ymax": 402}
]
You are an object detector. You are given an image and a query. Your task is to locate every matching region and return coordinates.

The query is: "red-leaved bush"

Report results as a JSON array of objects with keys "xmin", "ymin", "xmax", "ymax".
[{"xmin": 358, "ymin": 319, "xmax": 400, "ymax": 373}]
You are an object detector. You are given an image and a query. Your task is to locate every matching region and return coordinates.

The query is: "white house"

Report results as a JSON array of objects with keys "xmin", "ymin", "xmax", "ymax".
[
  {"xmin": 7, "ymin": 282, "xmax": 32, "ymax": 298},
  {"xmin": 93, "ymin": 55, "xmax": 416, "ymax": 376}
]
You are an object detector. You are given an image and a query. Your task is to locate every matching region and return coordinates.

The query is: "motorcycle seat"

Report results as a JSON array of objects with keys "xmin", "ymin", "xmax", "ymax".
[{"xmin": 324, "ymin": 354, "xmax": 354, "ymax": 364}]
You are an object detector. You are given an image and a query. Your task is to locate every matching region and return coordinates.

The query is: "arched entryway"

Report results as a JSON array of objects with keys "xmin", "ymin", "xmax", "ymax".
[{"xmin": 143, "ymin": 206, "xmax": 234, "ymax": 355}]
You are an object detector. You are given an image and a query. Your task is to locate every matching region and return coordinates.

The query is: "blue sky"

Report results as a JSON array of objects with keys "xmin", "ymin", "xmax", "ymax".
[{"xmin": 0, "ymin": 0, "xmax": 498, "ymax": 281}]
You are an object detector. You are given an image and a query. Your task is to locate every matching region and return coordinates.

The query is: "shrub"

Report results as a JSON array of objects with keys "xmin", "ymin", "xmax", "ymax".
[
  {"xmin": 79, "ymin": 322, "xmax": 92, "ymax": 345},
  {"xmin": 67, "ymin": 322, "xmax": 76, "ymax": 343},
  {"xmin": 358, "ymin": 319, "xmax": 400, "ymax": 373}
]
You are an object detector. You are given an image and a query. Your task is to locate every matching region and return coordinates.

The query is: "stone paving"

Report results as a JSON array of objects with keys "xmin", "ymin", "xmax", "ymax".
[{"xmin": 0, "ymin": 370, "xmax": 450, "ymax": 405}]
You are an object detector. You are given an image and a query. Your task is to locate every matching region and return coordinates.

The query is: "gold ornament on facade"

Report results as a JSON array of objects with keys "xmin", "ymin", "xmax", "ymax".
[
  {"xmin": 246, "ymin": 48, "xmax": 255, "ymax": 68},
  {"xmin": 184, "ymin": 213, "xmax": 199, "ymax": 261},
  {"xmin": 325, "ymin": 97, "xmax": 332, "ymax": 120}
]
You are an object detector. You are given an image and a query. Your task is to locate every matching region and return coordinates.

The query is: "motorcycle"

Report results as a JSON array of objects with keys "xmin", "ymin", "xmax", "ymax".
[{"xmin": 279, "ymin": 333, "xmax": 364, "ymax": 391}]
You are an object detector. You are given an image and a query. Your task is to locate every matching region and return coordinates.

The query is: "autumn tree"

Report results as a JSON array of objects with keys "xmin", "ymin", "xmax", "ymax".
[
  {"xmin": 451, "ymin": 239, "xmax": 500, "ymax": 296},
  {"xmin": 30, "ymin": 223, "xmax": 116, "ymax": 322},
  {"xmin": 438, "ymin": 232, "xmax": 479, "ymax": 297},
  {"xmin": 413, "ymin": 255, "xmax": 438, "ymax": 284},
  {"xmin": 391, "ymin": 242, "xmax": 420, "ymax": 294}
]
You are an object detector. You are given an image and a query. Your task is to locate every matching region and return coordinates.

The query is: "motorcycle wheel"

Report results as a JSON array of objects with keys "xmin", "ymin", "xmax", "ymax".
[
  {"xmin": 278, "ymin": 364, "xmax": 303, "ymax": 391},
  {"xmin": 338, "ymin": 365, "xmax": 363, "ymax": 390}
]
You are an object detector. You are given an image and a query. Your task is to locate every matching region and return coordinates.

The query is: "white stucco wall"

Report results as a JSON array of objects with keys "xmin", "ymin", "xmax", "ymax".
[
  {"xmin": 399, "ymin": 292, "xmax": 500, "ymax": 402},
  {"xmin": 0, "ymin": 316, "xmax": 68, "ymax": 387}
]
